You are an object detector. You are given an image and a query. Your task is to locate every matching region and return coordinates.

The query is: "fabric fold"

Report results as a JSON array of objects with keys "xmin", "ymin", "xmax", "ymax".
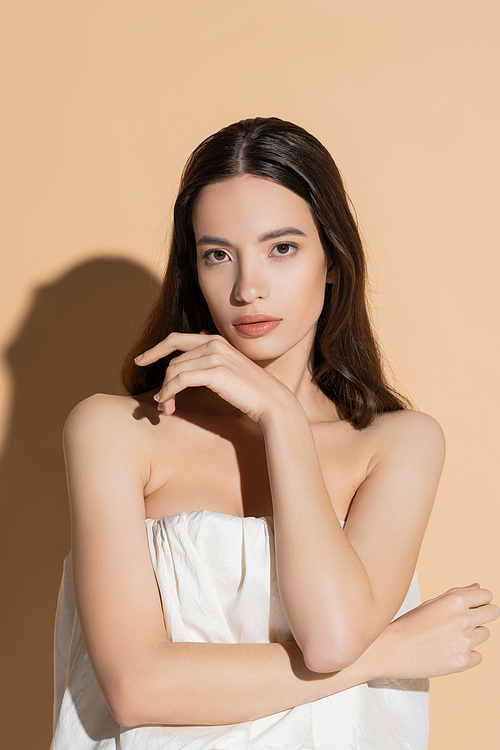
[{"xmin": 51, "ymin": 510, "xmax": 429, "ymax": 749}]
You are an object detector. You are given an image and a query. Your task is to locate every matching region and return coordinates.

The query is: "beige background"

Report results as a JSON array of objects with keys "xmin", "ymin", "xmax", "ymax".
[{"xmin": 1, "ymin": 1, "xmax": 498, "ymax": 748}]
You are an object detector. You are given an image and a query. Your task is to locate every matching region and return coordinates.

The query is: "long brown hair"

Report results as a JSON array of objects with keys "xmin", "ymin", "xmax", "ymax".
[{"xmin": 121, "ymin": 117, "xmax": 409, "ymax": 428}]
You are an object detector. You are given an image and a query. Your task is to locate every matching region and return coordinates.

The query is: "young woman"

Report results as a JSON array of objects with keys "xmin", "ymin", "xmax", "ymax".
[{"xmin": 51, "ymin": 118, "xmax": 497, "ymax": 749}]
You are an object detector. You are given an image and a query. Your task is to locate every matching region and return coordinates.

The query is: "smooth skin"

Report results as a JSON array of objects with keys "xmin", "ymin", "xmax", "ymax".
[{"xmin": 66, "ymin": 175, "xmax": 498, "ymax": 728}]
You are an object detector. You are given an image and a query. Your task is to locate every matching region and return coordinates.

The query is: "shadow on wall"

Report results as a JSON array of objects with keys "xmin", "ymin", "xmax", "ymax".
[{"xmin": 0, "ymin": 256, "xmax": 160, "ymax": 750}]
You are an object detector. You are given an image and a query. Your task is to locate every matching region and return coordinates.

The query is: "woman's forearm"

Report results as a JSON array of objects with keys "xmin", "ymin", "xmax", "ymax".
[
  {"xmin": 119, "ymin": 638, "xmax": 375, "ymax": 728},
  {"xmin": 259, "ymin": 401, "xmax": 443, "ymax": 672},
  {"xmin": 261, "ymin": 400, "xmax": 375, "ymax": 669},
  {"xmin": 122, "ymin": 584, "xmax": 497, "ymax": 728}
]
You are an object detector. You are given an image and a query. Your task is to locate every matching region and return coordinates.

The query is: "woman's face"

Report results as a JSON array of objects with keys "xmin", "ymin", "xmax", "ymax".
[{"xmin": 192, "ymin": 174, "xmax": 333, "ymax": 365}]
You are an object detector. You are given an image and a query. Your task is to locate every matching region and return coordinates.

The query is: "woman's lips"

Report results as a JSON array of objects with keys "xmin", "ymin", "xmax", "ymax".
[{"xmin": 232, "ymin": 315, "xmax": 282, "ymax": 337}]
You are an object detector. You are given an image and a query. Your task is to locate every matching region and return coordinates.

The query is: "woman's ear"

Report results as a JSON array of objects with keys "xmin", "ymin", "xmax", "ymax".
[{"xmin": 326, "ymin": 262, "xmax": 336, "ymax": 284}]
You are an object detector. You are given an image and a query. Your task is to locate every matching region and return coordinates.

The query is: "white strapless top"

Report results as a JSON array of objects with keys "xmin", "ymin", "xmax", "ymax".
[{"xmin": 51, "ymin": 511, "xmax": 429, "ymax": 749}]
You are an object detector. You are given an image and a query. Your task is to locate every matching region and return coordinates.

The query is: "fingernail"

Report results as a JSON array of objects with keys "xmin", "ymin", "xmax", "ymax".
[
  {"xmin": 153, "ymin": 393, "xmax": 161, "ymax": 402},
  {"xmin": 135, "ymin": 353, "xmax": 144, "ymax": 361}
]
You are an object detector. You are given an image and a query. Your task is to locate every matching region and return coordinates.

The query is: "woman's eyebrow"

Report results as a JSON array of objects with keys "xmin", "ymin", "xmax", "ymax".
[
  {"xmin": 258, "ymin": 227, "xmax": 307, "ymax": 242},
  {"xmin": 197, "ymin": 227, "xmax": 307, "ymax": 248},
  {"xmin": 197, "ymin": 235, "xmax": 233, "ymax": 247}
]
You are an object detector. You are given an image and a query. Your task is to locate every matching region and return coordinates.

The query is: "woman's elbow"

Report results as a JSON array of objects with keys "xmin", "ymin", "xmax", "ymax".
[
  {"xmin": 103, "ymin": 674, "xmax": 157, "ymax": 729},
  {"xmin": 302, "ymin": 635, "xmax": 369, "ymax": 674},
  {"xmin": 105, "ymin": 685, "xmax": 141, "ymax": 729},
  {"xmin": 109, "ymin": 702, "xmax": 138, "ymax": 730}
]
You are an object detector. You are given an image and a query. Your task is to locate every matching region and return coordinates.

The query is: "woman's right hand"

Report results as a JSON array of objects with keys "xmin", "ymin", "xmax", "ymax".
[{"xmin": 366, "ymin": 584, "xmax": 499, "ymax": 681}]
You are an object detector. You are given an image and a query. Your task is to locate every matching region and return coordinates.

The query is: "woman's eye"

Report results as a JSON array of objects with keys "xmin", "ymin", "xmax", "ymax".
[
  {"xmin": 205, "ymin": 250, "xmax": 229, "ymax": 263},
  {"xmin": 271, "ymin": 243, "xmax": 296, "ymax": 257}
]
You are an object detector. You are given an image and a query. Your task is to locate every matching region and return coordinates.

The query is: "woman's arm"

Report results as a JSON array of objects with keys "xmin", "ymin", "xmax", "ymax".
[
  {"xmin": 67, "ymin": 394, "xmax": 357, "ymax": 728},
  {"xmin": 261, "ymin": 403, "xmax": 444, "ymax": 671},
  {"xmin": 125, "ymin": 585, "xmax": 497, "ymax": 728},
  {"xmin": 67, "ymin": 395, "xmax": 497, "ymax": 728},
  {"xmin": 144, "ymin": 332, "xmax": 445, "ymax": 671}
]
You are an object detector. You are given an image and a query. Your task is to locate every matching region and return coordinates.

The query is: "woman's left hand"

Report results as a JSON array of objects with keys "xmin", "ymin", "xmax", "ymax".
[
  {"xmin": 366, "ymin": 584, "xmax": 499, "ymax": 681},
  {"xmin": 135, "ymin": 331, "xmax": 296, "ymax": 423}
]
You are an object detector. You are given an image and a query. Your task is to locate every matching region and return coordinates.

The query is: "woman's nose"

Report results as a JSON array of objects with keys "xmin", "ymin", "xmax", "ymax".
[{"xmin": 232, "ymin": 261, "xmax": 270, "ymax": 303}]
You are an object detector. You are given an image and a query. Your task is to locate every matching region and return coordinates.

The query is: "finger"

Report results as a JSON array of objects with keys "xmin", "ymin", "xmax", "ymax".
[
  {"xmin": 469, "ymin": 603, "xmax": 500, "ymax": 626},
  {"xmin": 158, "ymin": 357, "xmax": 216, "ymax": 401},
  {"xmin": 472, "ymin": 625, "xmax": 490, "ymax": 647},
  {"xmin": 444, "ymin": 583, "xmax": 480, "ymax": 595},
  {"xmin": 157, "ymin": 339, "xmax": 234, "ymax": 400},
  {"xmin": 468, "ymin": 650, "xmax": 483, "ymax": 668},
  {"xmin": 167, "ymin": 343, "xmax": 215, "ymax": 368},
  {"xmin": 421, "ymin": 584, "xmax": 481, "ymax": 607},
  {"xmin": 165, "ymin": 336, "xmax": 233, "ymax": 371},
  {"xmin": 156, "ymin": 367, "xmax": 221, "ymax": 404},
  {"xmin": 447, "ymin": 587, "xmax": 494, "ymax": 610},
  {"xmin": 135, "ymin": 332, "xmax": 219, "ymax": 365},
  {"xmin": 153, "ymin": 392, "xmax": 176, "ymax": 414},
  {"xmin": 161, "ymin": 337, "xmax": 233, "ymax": 382},
  {"xmin": 466, "ymin": 588, "xmax": 494, "ymax": 608},
  {"xmin": 157, "ymin": 354, "xmax": 225, "ymax": 402},
  {"xmin": 162, "ymin": 397, "xmax": 176, "ymax": 416}
]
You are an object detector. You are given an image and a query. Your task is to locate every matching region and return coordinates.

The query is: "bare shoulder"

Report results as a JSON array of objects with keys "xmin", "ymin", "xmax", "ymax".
[
  {"xmin": 63, "ymin": 392, "xmax": 159, "ymax": 452},
  {"xmin": 65, "ymin": 393, "xmax": 137, "ymax": 435},
  {"xmin": 366, "ymin": 409, "xmax": 446, "ymax": 470},
  {"xmin": 373, "ymin": 408, "xmax": 444, "ymax": 441},
  {"xmin": 63, "ymin": 394, "xmax": 163, "ymax": 499}
]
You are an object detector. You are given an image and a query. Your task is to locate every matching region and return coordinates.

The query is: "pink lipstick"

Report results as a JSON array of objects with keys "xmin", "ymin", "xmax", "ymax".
[{"xmin": 232, "ymin": 314, "xmax": 282, "ymax": 337}]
